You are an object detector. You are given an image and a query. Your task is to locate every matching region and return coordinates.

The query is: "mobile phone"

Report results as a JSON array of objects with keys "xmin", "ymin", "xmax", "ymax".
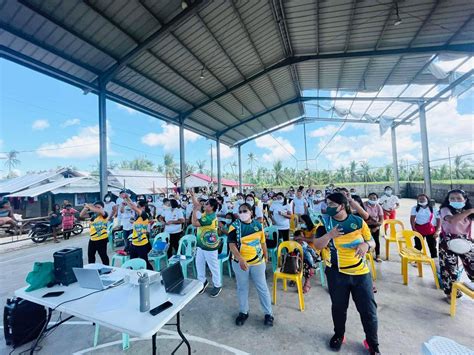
[
  {"xmin": 42, "ymin": 291, "xmax": 64, "ymax": 298},
  {"xmin": 149, "ymin": 301, "xmax": 173, "ymax": 316},
  {"xmin": 99, "ymin": 267, "xmax": 113, "ymax": 275}
]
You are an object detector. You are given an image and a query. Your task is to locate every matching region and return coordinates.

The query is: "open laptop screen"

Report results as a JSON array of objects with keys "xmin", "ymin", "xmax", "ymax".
[{"xmin": 161, "ymin": 262, "xmax": 184, "ymax": 291}]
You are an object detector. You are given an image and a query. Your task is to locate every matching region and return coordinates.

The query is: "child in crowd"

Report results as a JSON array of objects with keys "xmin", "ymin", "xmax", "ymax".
[
  {"xmin": 364, "ymin": 193, "xmax": 384, "ymax": 262},
  {"xmin": 61, "ymin": 203, "xmax": 78, "ymax": 240},
  {"xmin": 410, "ymin": 194, "xmax": 440, "ymax": 258}
]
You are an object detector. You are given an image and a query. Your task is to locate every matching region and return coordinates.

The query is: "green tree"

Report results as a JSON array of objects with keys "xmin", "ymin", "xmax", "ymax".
[
  {"xmin": 349, "ymin": 160, "xmax": 357, "ymax": 182},
  {"xmin": 196, "ymin": 160, "xmax": 206, "ymax": 174},
  {"xmin": 247, "ymin": 153, "xmax": 257, "ymax": 173},
  {"xmin": 454, "ymin": 155, "xmax": 467, "ymax": 179},
  {"xmin": 273, "ymin": 160, "xmax": 284, "ymax": 186},
  {"xmin": 359, "ymin": 161, "xmax": 371, "ymax": 182},
  {"xmin": 119, "ymin": 157, "xmax": 154, "ymax": 171},
  {"xmin": 163, "ymin": 153, "xmax": 179, "ymax": 179},
  {"xmin": 4, "ymin": 150, "xmax": 20, "ymax": 175}
]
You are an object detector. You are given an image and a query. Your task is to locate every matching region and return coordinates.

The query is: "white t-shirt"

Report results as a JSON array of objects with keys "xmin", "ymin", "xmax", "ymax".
[
  {"xmin": 103, "ymin": 201, "xmax": 116, "ymax": 217},
  {"xmin": 293, "ymin": 196, "xmax": 307, "ymax": 215},
  {"xmin": 164, "ymin": 208, "xmax": 184, "ymax": 234},
  {"xmin": 410, "ymin": 206, "xmax": 439, "ymax": 226},
  {"xmin": 223, "ymin": 195, "xmax": 231, "ymax": 203},
  {"xmin": 379, "ymin": 194, "xmax": 400, "ymax": 211},
  {"xmin": 233, "ymin": 201, "xmax": 244, "ymax": 215},
  {"xmin": 270, "ymin": 203, "xmax": 291, "ymax": 230},
  {"xmin": 118, "ymin": 202, "xmax": 135, "ymax": 231},
  {"xmin": 217, "ymin": 204, "xmax": 228, "ymax": 219},
  {"xmin": 254, "ymin": 206, "xmax": 263, "ymax": 219},
  {"xmin": 185, "ymin": 204, "xmax": 193, "ymax": 219},
  {"xmin": 310, "ymin": 200, "xmax": 327, "ymax": 214}
]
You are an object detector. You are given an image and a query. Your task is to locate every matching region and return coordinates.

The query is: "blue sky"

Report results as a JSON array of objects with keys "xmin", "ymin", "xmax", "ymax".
[{"xmin": 1, "ymin": 59, "xmax": 472, "ymax": 178}]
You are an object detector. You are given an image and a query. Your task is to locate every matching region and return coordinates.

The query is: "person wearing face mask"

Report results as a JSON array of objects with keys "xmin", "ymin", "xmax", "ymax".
[
  {"xmin": 293, "ymin": 189, "xmax": 308, "ymax": 220},
  {"xmin": 410, "ymin": 194, "xmax": 440, "ymax": 258},
  {"xmin": 103, "ymin": 193, "xmax": 116, "ymax": 219},
  {"xmin": 216, "ymin": 195, "xmax": 228, "ymax": 222},
  {"xmin": 245, "ymin": 194, "xmax": 264, "ymax": 224},
  {"xmin": 269, "ymin": 192, "xmax": 292, "ymax": 247},
  {"xmin": 181, "ymin": 196, "xmax": 193, "ymax": 225},
  {"xmin": 117, "ymin": 190, "xmax": 136, "ymax": 252},
  {"xmin": 438, "ymin": 189, "xmax": 474, "ymax": 302},
  {"xmin": 219, "ymin": 212, "xmax": 235, "ymax": 236},
  {"xmin": 310, "ymin": 190, "xmax": 327, "ymax": 216},
  {"xmin": 164, "ymin": 199, "xmax": 185, "ymax": 258},
  {"xmin": 145, "ymin": 196, "xmax": 156, "ymax": 219},
  {"xmin": 228, "ymin": 203, "xmax": 273, "ymax": 327},
  {"xmin": 379, "ymin": 186, "xmax": 400, "ymax": 221},
  {"xmin": 123, "ymin": 198, "xmax": 154, "ymax": 270},
  {"xmin": 233, "ymin": 193, "xmax": 245, "ymax": 219},
  {"xmin": 61, "ymin": 203, "xmax": 78, "ymax": 240},
  {"xmin": 364, "ymin": 193, "xmax": 384, "ymax": 262},
  {"xmin": 80, "ymin": 201, "xmax": 109, "ymax": 265},
  {"xmin": 313, "ymin": 193, "xmax": 379, "ymax": 354},
  {"xmin": 190, "ymin": 191, "xmax": 222, "ymax": 298}
]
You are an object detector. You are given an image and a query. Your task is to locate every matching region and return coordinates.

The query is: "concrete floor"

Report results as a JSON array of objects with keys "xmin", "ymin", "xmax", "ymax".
[{"xmin": 1, "ymin": 198, "xmax": 473, "ymax": 355}]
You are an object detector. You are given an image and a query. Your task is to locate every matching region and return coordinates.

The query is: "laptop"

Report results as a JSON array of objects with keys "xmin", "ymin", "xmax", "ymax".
[
  {"xmin": 73, "ymin": 268, "xmax": 124, "ymax": 290},
  {"xmin": 161, "ymin": 262, "xmax": 192, "ymax": 295}
]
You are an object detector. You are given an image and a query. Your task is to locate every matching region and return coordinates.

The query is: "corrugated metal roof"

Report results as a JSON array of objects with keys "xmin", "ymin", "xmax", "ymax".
[
  {"xmin": 1, "ymin": 0, "xmax": 473, "ymax": 146},
  {"xmin": 5, "ymin": 176, "xmax": 86, "ymax": 197},
  {"xmin": 107, "ymin": 169, "xmax": 173, "ymax": 195}
]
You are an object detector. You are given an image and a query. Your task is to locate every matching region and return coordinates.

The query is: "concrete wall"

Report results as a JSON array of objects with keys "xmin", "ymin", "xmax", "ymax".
[{"xmin": 405, "ymin": 183, "xmax": 474, "ymax": 202}]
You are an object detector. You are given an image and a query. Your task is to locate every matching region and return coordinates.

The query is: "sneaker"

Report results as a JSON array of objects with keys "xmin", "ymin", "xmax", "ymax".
[
  {"xmin": 235, "ymin": 312, "xmax": 249, "ymax": 326},
  {"xmin": 210, "ymin": 287, "xmax": 222, "ymax": 298},
  {"xmin": 375, "ymin": 256, "xmax": 382, "ymax": 263},
  {"xmin": 264, "ymin": 314, "xmax": 274, "ymax": 326},
  {"xmin": 199, "ymin": 280, "xmax": 208, "ymax": 295},
  {"xmin": 364, "ymin": 340, "xmax": 381, "ymax": 355},
  {"xmin": 329, "ymin": 334, "xmax": 345, "ymax": 351}
]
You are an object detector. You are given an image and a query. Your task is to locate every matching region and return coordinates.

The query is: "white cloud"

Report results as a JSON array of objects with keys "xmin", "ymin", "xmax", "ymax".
[
  {"xmin": 278, "ymin": 124, "xmax": 294, "ymax": 133},
  {"xmin": 116, "ymin": 103, "xmax": 138, "ymax": 115},
  {"xmin": 32, "ymin": 119, "xmax": 49, "ymax": 130},
  {"xmin": 61, "ymin": 118, "xmax": 81, "ymax": 127},
  {"xmin": 36, "ymin": 125, "xmax": 104, "ymax": 159},
  {"xmin": 141, "ymin": 123, "xmax": 201, "ymax": 151},
  {"xmin": 309, "ymin": 125, "xmax": 344, "ymax": 138},
  {"xmin": 208, "ymin": 143, "xmax": 235, "ymax": 160},
  {"xmin": 255, "ymin": 135, "xmax": 296, "ymax": 162}
]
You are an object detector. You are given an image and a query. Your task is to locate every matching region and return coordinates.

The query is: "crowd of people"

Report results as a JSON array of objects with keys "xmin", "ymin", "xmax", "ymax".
[{"xmin": 2, "ymin": 182, "xmax": 470, "ymax": 355}]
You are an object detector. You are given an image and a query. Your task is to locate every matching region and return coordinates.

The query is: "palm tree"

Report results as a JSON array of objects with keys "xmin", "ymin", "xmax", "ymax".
[
  {"xmin": 273, "ymin": 160, "xmax": 284, "ymax": 186},
  {"xmin": 359, "ymin": 161, "xmax": 371, "ymax": 182},
  {"xmin": 349, "ymin": 160, "xmax": 357, "ymax": 182},
  {"xmin": 454, "ymin": 155, "xmax": 466, "ymax": 179},
  {"xmin": 4, "ymin": 150, "xmax": 20, "ymax": 175},
  {"xmin": 185, "ymin": 163, "xmax": 194, "ymax": 175},
  {"xmin": 163, "ymin": 153, "xmax": 179, "ymax": 179},
  {"xmin": 120, "ymin": 157, "xmax": 154, "ymax": 171},
  {"xmin": 196, "ymin": 160, "xmax": 206, "ymax": 174},
  {"xmin": 247, "ymin": 153, "xmax": 257, "ymax": 173},
  {"xmin": 336, "ymin": 166, "xmax": 346, "ymax": 183}
]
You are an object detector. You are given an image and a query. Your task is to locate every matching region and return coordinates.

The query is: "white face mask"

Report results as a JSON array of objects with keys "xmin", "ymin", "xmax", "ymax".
[
  {"xmin": 385, "ymin": 190, "xmax": 393, "ymax": 196},
  {"xmin": 104, "ymin": 197, "xmax": 111, "ymax": 202},
  {"xmin": 237, "ymin": 198, "xmax": 244, "ymax": 204},
  {"xmin": 224, "ymin": 218, "xmax": 232, "ymax": 225},
  {"xmin": 368, "ymin": 200, "xmax": 377, "ymax": 205},
  {"xmin": 315, "ymin": 194, "xmax": 322, "ymax": 198},
  {"xmin": 275, "ymin": 198, "xmax": 283, "ymax": 204},
  {"xmin": 246, "ymin": 200, "xmax": 254, "ymax": 206},
  {"xmin": 239, "ymin": 211, "xmax": 251, "ymax": 222},
  {"xmin": 418, "ymin": 201, "xmax": 428, "ymax": 207}
]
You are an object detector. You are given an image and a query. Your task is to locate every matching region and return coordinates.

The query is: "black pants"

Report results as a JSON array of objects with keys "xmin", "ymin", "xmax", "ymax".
[
  {"xmin": 88, "ymin": 238, "xmax": 109, "ymax": 265},
  {"xmin": 123, "ymin": 229, "xmax": 132, "ymax": 252},
  {"xmin": 369, "ymin": 228, "xmax": 381, "ymax": 256},
  {"xmin": 168, "ymin": 232, "xmax": 183, "ymax": 258},
  {"xmin": 326, "ymin": 267, "xmax": 378, "ymax": 351},
  {"xmin": 414, "ymin": 234, "xmax": 437, "ymax": 258},
  {"xmin": 130, "ymin": 242, "xmax": 153, "ymax": 270}
]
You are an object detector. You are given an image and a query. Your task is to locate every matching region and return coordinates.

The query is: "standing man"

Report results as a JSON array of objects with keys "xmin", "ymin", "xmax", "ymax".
[
  {"xmin": 190, "ymin": 191, "xmax": 222, "ymax": 298},
  {"xmin": 80, "ymin": 201, "xmax": 109, "ymax": 265},
  {"xmin": 117, "ymin": 189, "xmax": 135, "ymax": 253},
  {"xmin": 379, "ymin": 186, "xmax": 400, "ymax": 220},
  {"xmin": 293, "ymin": 189, "xmax": 308, "ymax": 220}
]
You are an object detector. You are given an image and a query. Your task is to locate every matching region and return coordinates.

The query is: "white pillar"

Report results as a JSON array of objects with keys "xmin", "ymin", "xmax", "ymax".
[
  {"xmin": 391, "ymin": 125, "xmax": 400, "ymax": 196},
  {"xmin": 216, "ymin": 138, "xmax": 222, "ymax": 193},
  {"xmin": 179, "ymin": 123, "xmax": 186, "ymax": 193},
  {"xmin": 98, "ymin": 85, "xmax": 107, "ymax": 200},
  {"xmin": 238, "ymin": 145, "xmax": 243, "ymax": 193},
  {"xmin": 419, "ymin": 103, "xmax": 432, "ymax": 197}
]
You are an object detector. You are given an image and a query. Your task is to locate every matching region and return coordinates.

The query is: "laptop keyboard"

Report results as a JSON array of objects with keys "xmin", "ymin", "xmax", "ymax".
[{"xmin": 102, "ymin": 280, "xmax": 115, "ymax": 286}]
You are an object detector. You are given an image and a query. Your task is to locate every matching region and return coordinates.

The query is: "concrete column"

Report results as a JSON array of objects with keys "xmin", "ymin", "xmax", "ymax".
[
  {"xmin": 238, "ymin": 145, "xmax": 243, "ymax": 193},
  {"xmin": 179, "ymin": 123, "xmax": 186, "ymax": 193},
  {"xmin": 419, "ymin": 103, "xmax": 432, "ymax": 197},
  {"xmin": 391, "ymin": 125, "xmax": 400, "ymax": 196},
  {"xmin": 216, "ymin": 137, "xmax": 222, "ymax": 193},
  {"xmin": 98, "ymin": 86, "xmax": 108, "ymax": 200}
]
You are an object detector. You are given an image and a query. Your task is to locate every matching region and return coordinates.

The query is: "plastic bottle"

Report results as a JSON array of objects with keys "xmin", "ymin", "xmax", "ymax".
[{"xmin": 138, "ymin": 272, "xmax": 150, "ymax": 312}]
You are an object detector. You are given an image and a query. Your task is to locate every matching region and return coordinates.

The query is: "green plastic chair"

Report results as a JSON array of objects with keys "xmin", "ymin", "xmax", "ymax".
[
  {"xmin": 168, "ymin": 234, "xmax": 196, "ymax": 278},
  {"xmin": 148, "ymin": 232, "xmax": 170, "ymax": 271},
  {"xmin": 264, "ymin": 226, "xmax": 279, "ymax": 272},
  {"xmin": 93, "ymin": 259, "xmax": 146, "ymax": 350},
  {"xmin": 111, "ymin": 252, "xmax": 130, "ymax": 267},
  {"xmin": 185, "ymin": 224, "xmax": 196, "ymax": 235},
  {"xmin": 218, "ymin": 235, "xmax": 232, "ymax": 284}
]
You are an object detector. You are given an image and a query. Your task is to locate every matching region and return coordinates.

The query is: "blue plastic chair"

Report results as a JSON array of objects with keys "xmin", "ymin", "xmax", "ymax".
[
  {"xmin": 317, "ymin": 261, "xmax": 326, "ymax": 288},
  {"xmin": 264, "ymin": 226, "xmax": 280, "ymax": 272},
  {"xmin": 93, "ymin": 260, "xmax": 146, "ymax": 350},
  {"xmin": 111, "ymin": 252, "xmax": 130, "ymax": 267},
  {"xmin": 185, "ymin": 224, "xmax": 196, "ymax": 236},
  {"xmin": 218, "ymin": 235, "xmax": 232, "ymax": 284},
  {"xmin": 168, "ymin": 234, "xmax": 197, "ymax": 278},
  {"xmin": 148, "ymin": 232, "xmax": 170, "ymax": 271}
]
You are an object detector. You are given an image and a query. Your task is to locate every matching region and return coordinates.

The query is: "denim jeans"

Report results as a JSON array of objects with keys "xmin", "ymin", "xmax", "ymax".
[
  {"xmin": 232, "ymin": 261, "xmax": 272, "ymax": 316},
  {"xmin": 326, "ymin": 266, "xmax": 379, "ymax": 350}
]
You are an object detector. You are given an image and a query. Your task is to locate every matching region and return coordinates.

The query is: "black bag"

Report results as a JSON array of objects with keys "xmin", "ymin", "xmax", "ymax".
[
  {"xmin": 4, "ymin": 298, "xmax": 47, "ymax": 348},
  {"xmin": 281, "ymin": 250, "xmax": 302, "ymax": 274},
  {"xmin": 54, "ymin": 247, "xmax": 83, "ymax": 285}
]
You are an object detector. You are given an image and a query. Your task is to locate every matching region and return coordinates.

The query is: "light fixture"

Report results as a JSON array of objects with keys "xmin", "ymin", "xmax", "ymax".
[
  {"xmin": 394, "ymin": 3, "xmax": 402, "ymax": 26},
  {"xmin": 181, "ymin": 0, "xmax": 188, "ymax": 10},
  {"xmin": 199, "ymin": 66, "xmax": 205, "ymax": 80},
  {"xmin": 241, "ymin": 104, "xmax": 245, "ymax": 116}
]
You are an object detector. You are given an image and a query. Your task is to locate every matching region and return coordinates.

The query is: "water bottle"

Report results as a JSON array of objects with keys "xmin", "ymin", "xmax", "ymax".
[{"xmin": 138, "ymin": 272, "xmax": 150, "ymax": 312}]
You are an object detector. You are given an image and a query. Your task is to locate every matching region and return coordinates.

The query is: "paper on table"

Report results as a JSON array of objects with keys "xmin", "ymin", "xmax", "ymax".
[{"xmin": 95, "ymin": 285, "xmax": 132, "ymax": 313}]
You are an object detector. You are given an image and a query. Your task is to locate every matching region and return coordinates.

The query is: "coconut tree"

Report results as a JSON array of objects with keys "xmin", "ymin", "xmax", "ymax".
[
  {"xmin": 196, "ymin": 160, "xmax": 206, "ymax": 174},
  {"xmin": 247, "ymin": 153, "xmax": 257, "ymax": 173},
  {"xmin": 272, "ymin": 160, "xmax": 284, "ymax": 186},
  {"xmin": 4, "ymin": 150, "xmax": 20, "ymax": 175},
  {"xmin": 163, "ymin": 153, "xmax": 179, "ymax": 179},
  {"xmin": 349, "ymin": 160, "xmax": 357, "ymax": 182},
  {"xmin": 454, "ymin": 155, "xmax": 467, "ymax": 179}
]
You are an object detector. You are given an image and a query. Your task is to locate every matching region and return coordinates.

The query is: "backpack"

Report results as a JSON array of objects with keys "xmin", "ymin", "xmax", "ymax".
[{"xmin": 281, "ymin": 249, "xmax": 302, "ymax": 274}]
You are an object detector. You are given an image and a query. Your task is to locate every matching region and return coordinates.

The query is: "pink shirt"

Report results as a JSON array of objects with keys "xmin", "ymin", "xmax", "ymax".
[
  {"xmin": 364, "ymin": 202, "xmax": 383, "ymax": 223},
  {"xmin": 61, "ymin": 208, "xmax": 78, "ymax": 228},
  {"xmin": 440, "ymin": 207, "xmax": 472, "ymax": 238}
]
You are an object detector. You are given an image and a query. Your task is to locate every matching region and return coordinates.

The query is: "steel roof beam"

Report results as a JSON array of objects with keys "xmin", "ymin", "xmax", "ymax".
[
  {"xmin": 183, "ymin": 42, "xmax": 474, "ymax": 117},
  {"xmin": 100, "ymin": 0, "xmax": 205, "ymax": 84}
]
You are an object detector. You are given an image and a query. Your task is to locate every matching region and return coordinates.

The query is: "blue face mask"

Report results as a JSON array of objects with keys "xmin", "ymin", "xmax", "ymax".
[{"xmin": 450, "ymin": 201, "xmax": 465, "ymax": 210}]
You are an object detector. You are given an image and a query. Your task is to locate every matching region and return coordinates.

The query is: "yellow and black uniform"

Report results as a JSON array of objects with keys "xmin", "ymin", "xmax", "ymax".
[
  {"xmin": 129, "ymin": 212, "xmax": 153, "ymax": 270},
  {"xmin": 228, "ymin": 220, "xmax": 265, "ymax": 266},
  {"xmin": 88, "ymin": 212, "xmax": 109, "ymax": 265},
  {"xmin": 317, "ymin": 214, "xmax": 372, "ymax": 275},
  {"xmin": 197, "ymin": 212, "xmax": 219, "ymax": 251}
]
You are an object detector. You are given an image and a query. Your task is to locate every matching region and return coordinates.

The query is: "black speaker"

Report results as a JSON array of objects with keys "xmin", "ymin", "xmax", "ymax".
[
  {"xmin": 54, "ymin": 247, "xmax": 83, "ymax": 285},
  {"xmin": 4, "ymin": 298, "xmax": 47, "ymax": 348}
]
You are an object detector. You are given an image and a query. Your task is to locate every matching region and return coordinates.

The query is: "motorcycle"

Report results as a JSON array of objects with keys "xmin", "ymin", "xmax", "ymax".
[{"xmin": 29, "ymin": 221, "xmax": 84, "ymax": 243}]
